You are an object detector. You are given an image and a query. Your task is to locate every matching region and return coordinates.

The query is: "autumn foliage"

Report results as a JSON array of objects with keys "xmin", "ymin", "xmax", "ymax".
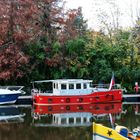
[{"xmin": 0, "ymin": 0, "xmax": 82, "ymax": 80}]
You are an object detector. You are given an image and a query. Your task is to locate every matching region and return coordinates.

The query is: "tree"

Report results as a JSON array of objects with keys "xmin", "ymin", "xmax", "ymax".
[
  {"xmin": 0, "ymin": 0, "xmax": 37, "ymax": 80},
  {"xmin": 44, "ymin": 7, "xmax": 88, "ymax": 79},
  {"xmin": 0, "ymin": 0, "xmax": 66, "ymax": 81}
]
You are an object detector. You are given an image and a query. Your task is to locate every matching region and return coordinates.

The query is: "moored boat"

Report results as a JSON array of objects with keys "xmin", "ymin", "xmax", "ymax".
[
  {"xmin": 0, "ymin": 86, "xmax": 25, "ymax": 105},
  {"xmin": 32, "ymin": 79, "xmax": 122, "ymax": 106},
  {"xmin": 93, "ymin": 122, "xmax": 140, "ymax": 140}
]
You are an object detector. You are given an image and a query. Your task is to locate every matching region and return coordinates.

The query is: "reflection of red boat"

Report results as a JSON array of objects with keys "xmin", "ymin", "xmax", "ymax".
[
  {"xmin": 32, "ymin": 103, "xmax": 122, "ymax": 127},
  {"xmin": 32, "ymin": 79, "xmax": 122, "ymax": 106},
  {"xmin": 33, "ymin": 102, "xmax": 122, "ymax": 115}
]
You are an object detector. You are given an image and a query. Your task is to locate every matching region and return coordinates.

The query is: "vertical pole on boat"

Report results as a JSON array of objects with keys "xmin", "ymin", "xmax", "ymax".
[
  {"xmin": 109, "ymin": 113, "xmax": 114, "ymax": 129},
  {"xmin": 109, "ymin": 72, "xmax": 115, "ymax": 90},
  {"xmin": 32, "ymin": 82, "xmax": 35, "ymax": 89}
]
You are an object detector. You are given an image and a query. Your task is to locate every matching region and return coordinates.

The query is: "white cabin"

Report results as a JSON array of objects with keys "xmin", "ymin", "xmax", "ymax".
[
  {"xmin": 32, "ymin": 79, "xmax": 95, "ymax": 95},
  {"xmin": 52, "ymin": 79, "xmax": 93, "ymax": 95}
]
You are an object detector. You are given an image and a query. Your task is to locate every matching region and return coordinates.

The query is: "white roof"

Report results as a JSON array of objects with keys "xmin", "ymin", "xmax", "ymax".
[{"xmin": 32, "ymin": 79, "xmax": 92, "ymax": 84}]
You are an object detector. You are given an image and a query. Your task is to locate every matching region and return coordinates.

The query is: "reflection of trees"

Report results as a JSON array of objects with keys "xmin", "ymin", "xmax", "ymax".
[
  {"xmin": 118, "ymin": 104, "xmax": 140, "ymax": 131},
  {"xmin": 0, "ymin": 124, "xmax": 92, "ymax": 140}
]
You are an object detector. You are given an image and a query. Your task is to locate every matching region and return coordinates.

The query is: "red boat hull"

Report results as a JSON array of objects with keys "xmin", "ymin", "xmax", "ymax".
[
  {"xmin": 33, "ymin": 102, "xmax": 122, "ymax": 115},
  {"xmin": 33, "ymin": 89, "xmax": 122, "ymax": 106}
]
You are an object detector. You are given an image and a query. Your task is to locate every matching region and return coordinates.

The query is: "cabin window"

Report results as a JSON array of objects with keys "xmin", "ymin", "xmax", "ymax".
[
  {"xmin": 83, "ymin": 83, "xmax": 87, "ymax": 89},
  {"xmin": 76, "ymin": 83, "xmax": 81, "ymax": 89},
  {"xmin": 61, "ymin": 84, "xmax": 66, "ymax": 89},
  {"xmin": 69, "ymin": 84, "xmax": 74, "ymax": 89},
  {"xmin": 53, "ymin": 83, "xmax": 58, "ymax": 89},
  {"xmin": 90, "ymin": 83, "xmax": 93, "ymax": 87},
  {"xmin": 83, "ymin": 117, "xmax": 87, "ymax": 123}
]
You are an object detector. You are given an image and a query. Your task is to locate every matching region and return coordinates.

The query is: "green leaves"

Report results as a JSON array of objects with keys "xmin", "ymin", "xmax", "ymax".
[
  {"xmin": 66, "ymin": 38, "xmax": 86, "ymax": 55},
  {"xmin": 52, "ymin": 41, "xmax": 61, "ymax": 54}
]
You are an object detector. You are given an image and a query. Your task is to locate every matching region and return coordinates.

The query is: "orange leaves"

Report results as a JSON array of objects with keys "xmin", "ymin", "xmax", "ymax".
[
  {"xmin": 0, "ymin": 44, "xmax": 29, "ymax": 80},
  {"xmin": 0, "ymin": 71, "xmax": 11, "ymax": 80},
  {"xmin": 46, "ymin": 53, "xmax": 62, "ymax": 67},
  {"xmin": 0, "ymin": 40, "xmax": 4, "ymax": 45},
  {"xmin": 13, "ymin": 32, "xmax": 28, "ymax": 42}
]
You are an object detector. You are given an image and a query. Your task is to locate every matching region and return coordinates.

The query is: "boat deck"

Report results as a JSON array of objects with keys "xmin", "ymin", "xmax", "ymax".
[
  {"xmin": 15, "ymin": 96, "xmax": 32, "ymax": 105},
  {"xmin": 123, "ymin": 94, "xmax": 140, "ymax": 102},
  {"xmin": 123, "ymin": 94, "xmax": 140, "ymax": 98}
]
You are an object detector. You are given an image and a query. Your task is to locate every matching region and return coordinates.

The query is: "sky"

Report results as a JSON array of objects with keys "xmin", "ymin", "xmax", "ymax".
[{"xmin": 65, "ymin": 0, "xmax": 140, "ymax": 30}]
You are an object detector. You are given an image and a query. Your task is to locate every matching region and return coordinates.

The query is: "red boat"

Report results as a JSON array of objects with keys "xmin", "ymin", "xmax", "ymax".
[{"xmin": 32, "ymin": 79, "xmax": 122, "ymax": 106}]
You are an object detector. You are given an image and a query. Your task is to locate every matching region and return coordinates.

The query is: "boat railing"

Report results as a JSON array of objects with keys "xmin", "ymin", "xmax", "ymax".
[
  {"xmin": 31, "ymin": 88, "xmax": 53, "ymax": 95},
  {"xmin": 0, "ymin": 86, "xmax": 24, "ymax": 90},
  {"xmin": 31, "ymin": 83, "xmax": 122, "ymax": 95},
  {"xmin": 0, "ymin": 86, "xmax": 26, "ymax": 94},
  {"xmin": 92, "ymin": 84, "xmax": 121, "ymax": 89}
]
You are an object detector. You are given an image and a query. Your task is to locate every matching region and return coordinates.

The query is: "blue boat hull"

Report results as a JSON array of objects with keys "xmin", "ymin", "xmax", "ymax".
[{"xmin": 0, "ymin": 94, "xmax": 20, "ymax": 104}]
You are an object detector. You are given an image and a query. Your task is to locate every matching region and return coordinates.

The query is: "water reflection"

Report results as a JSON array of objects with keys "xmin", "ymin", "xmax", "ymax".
[
  {"xmin": 0, "ymin": 103, "xmax": 140, "ymax": 140},
  {"xmin": 0, "ymin": 105, "xmax": 25, "ymax": 123},
  {"xmin": 31, "ymin": 103, "xmax": 122, "ymax": 127}
]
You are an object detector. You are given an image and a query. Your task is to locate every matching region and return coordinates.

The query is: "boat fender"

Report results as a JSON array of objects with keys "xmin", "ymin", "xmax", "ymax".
[
  {"xmin": 31, "ymin": 89, "xmax": 38, "ymax": 95},
  {"xmin": 132, "ymin": 127, "xmax": 140, "ymax": 136},
  {"xmin": 66, "ymin": 98, "xmax": 70, "ymax": 103},
  {"xmin": 115, "ymin": 126, "xmax": 128, "ymax": 138},
  {"xmin": 34, "ymin": 114, "xmax": 39, "ymax": 120}
]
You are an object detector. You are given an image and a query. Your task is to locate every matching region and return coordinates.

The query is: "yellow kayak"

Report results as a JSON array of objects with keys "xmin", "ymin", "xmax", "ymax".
[{"xmin": 93, "ymin": 122, "xmax": 140, "ymax": 140}]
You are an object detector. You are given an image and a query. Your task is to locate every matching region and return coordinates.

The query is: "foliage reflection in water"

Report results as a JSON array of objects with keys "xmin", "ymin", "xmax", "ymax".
[{"xmin": 0, "ymin": 103, "xmax": 140, "ymax": 140}]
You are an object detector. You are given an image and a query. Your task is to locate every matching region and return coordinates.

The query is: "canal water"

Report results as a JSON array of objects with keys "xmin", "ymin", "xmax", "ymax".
[{"xmin": 0, "ymin": 103, "xmax": 140, "ymax": 140}]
